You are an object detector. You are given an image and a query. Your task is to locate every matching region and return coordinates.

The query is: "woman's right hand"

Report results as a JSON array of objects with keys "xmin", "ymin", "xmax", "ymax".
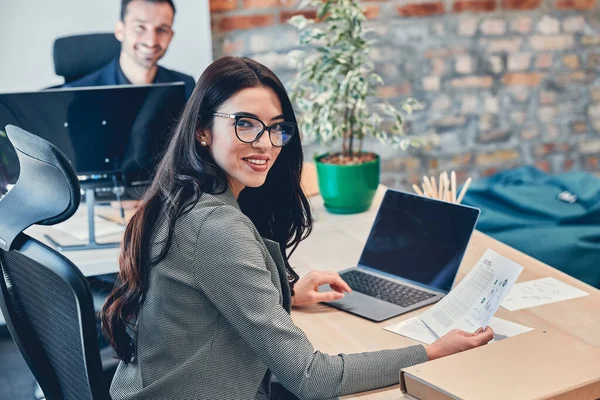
[{"xmin": 423, "ymin": 327, "xmax": 494, "ymax": 360}]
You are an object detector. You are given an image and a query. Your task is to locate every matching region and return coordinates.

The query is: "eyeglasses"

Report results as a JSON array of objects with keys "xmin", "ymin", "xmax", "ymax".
[{"xmin": 213, "ymin": 112, "xmax": 296, "ymax": 147}]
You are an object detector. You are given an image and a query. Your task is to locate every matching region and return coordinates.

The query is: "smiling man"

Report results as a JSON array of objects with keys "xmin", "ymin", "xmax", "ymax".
[{"xmin": 64, "ymin": 0, "xmax": 195, "ymax": 98}]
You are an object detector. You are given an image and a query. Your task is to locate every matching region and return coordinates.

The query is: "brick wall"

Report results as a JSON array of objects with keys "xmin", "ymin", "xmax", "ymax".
[{"xmin": 210, "ymin": 0, "xmax": 600, "ymax": 189}]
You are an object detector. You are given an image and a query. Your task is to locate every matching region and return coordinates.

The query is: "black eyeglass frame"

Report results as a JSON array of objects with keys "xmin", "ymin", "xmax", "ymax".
[{"xmin": 213, "ymin": 112, "xmax": 296, "ymax": 147}]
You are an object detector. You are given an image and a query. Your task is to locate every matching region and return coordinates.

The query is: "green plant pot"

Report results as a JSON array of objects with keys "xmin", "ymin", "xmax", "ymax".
[{"xmin": 315, "ymin": 153, "xmax": 380, "ymax": 214}]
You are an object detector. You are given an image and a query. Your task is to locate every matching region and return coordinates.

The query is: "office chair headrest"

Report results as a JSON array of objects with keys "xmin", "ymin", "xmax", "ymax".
[
  {"xmin": 54, "ymin": 33, "xmax": 121, "ymax": 83},
  {"xmin": 0, "ymin": 125, "xmax": 81, "ymax": 251}
]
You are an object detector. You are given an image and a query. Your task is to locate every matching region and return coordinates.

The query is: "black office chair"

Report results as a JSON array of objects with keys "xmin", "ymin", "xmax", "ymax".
[
  {"xmin": 0, "ymin": 125, "xmax": 112, "ymax": 400},
  {"xmin": 53, "ymin": 33, "xmax": 121, "ymax": 84}
]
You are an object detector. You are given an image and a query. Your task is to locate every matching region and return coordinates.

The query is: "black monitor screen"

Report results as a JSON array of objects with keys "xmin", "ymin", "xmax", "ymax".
[
  {"xmin": 358, "ymin": 190, "xmax": 480, "ymax": 292},
  {"xmin": 0, "ymin": 83, "xmax": 186, "ymax": 189}
]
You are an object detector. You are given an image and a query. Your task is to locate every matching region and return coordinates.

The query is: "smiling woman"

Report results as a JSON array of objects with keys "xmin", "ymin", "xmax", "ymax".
[
  {"xmin": 100, "ymin": 56, "xmax": 492, "ymax": 400},
  {"xmin": 197, "ymin": 89, "xmax": 298, "ymax": 196}
]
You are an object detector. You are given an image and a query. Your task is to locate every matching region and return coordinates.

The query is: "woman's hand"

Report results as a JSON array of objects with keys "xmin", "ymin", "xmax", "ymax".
[
  {"xmin": 292, "ymin": 270, "xmax": 352, "ymax": 307},
  {"xmin": 423, "ymin": 327, "xmax": 494, "ymax": 360}
]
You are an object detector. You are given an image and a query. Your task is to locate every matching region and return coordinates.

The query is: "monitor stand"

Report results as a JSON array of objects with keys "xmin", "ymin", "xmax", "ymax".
[{"xmin": 44, "ymin": 186, "xmax": 121, "ymax": 252}]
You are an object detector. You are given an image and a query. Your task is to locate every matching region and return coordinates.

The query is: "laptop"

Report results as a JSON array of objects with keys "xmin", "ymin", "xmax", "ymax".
[{"xmin": 321, "ymin": 188, "xmax": 480, "ymax": 322}]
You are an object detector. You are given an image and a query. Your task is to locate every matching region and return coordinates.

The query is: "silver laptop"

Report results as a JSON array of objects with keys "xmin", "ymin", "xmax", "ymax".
[{"xmin": 321, "ymin": 188, "xmax": 480, "ymax": 322}]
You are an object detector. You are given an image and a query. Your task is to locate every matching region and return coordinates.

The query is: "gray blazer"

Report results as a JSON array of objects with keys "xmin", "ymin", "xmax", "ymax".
[{"xmin": 109, "ymin": 189, "xmax": 428, "ymax": 400}]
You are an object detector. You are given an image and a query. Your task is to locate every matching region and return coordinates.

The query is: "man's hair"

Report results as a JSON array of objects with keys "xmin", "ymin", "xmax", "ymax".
[{"xmin": 120, "ymin": 0, "xmax": 176, "ymax": 21}]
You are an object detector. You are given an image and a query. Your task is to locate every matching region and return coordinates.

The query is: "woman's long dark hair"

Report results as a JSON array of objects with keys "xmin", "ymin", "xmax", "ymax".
[{"xmin": 101, "ymin": 56, "xmax": 313, "ymax": 362}]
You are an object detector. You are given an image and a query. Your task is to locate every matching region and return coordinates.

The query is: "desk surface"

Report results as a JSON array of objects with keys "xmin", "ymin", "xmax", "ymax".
[
  {"xmin": 23, "ymin": 186, "xmax": 600, "ymax": 399},
  {"xmin": 290, "ymin": 186, "xmax": 600, "ymax": 399},
  {"xmin": 26, "ymin": 213, "xmax": 122, "ymax": 277}
]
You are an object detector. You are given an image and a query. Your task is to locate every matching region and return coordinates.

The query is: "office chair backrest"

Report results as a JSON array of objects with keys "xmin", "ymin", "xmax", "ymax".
[
  {"xmin": 0, "ymin": 126, "xmax": 80, "ymax": 251},
  {"xmin": 54, "ymin": 33, "xmax": 121, "ymax": 83},
  {"xmin": 0, "ymin": 125, "xmax": 108, "ymax": 399}
]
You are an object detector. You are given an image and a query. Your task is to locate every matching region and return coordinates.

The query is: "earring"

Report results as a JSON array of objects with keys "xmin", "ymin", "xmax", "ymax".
[{"xmin": 200, "ymin": 141, "xmax": 207, "ymax": 147}]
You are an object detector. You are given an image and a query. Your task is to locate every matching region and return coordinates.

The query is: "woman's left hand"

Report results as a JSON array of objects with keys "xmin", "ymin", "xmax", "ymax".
[{"xmin": 291, "ymin": 270, "xmax": 352, "ymax": 307}]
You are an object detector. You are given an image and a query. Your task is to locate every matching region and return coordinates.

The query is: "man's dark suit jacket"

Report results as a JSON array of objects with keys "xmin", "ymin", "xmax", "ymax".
[{"xmin": 63, "ymin": 57, "xmax": 195, "ymax": 99}]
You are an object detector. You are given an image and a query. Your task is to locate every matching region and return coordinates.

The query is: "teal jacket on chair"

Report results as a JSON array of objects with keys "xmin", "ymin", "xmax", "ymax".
[{"xmin": 461, "ymin": 166, "xmax": 600, "ymax": 289}]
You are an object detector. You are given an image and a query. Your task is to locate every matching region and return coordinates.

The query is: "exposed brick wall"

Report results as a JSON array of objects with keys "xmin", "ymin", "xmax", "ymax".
[{"xmin": 210, "ymin": 0, "xmax": 600, "ymax": 189}]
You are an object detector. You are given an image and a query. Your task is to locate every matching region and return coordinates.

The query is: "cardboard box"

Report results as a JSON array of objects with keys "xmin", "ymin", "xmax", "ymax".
[{"xmin": 400, "ymin": 329, "xmax": 600, "ymax": 399}]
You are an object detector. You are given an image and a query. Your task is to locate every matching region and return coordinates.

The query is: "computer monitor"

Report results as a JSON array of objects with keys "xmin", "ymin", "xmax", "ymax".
[{"xmin": 0, "ymin": 83, "xmax": 186, "ymax": 192}]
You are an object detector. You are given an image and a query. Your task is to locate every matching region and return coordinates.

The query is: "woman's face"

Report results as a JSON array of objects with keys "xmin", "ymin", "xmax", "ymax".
[{"xmin": 199, "ymin": 87, "xmax": 284, "ymax": 198}]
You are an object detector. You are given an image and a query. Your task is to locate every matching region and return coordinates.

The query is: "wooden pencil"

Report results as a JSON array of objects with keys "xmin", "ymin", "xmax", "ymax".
[
  {"xmin": 422, "ymin": 176, "xmax": 434, "ymax": 197},
  {"xmin": 456, "ymin": 177, "xmax": 472, "ymax": 204},
  {"xmin": 442, "ymin": 171, "xmax": 449, "ymax": 202},
  {"xmin": 412, "ymin": 184, "xmax": 424, "ymax": 196},
  {"xmin": 430, "ymin": 176, "xmax": 438, "ymax": 199}
]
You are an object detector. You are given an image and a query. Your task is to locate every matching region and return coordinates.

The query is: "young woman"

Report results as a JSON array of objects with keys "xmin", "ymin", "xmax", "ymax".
[{"xmin": 102, "ymin": 56, "xmax": 493, "ymax": 400}]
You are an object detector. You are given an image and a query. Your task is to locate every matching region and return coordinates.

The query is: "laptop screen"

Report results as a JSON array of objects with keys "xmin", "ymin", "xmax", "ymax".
[{"xmin": 357, "ymin": 189, "xmax": 480, "ymax": 293}]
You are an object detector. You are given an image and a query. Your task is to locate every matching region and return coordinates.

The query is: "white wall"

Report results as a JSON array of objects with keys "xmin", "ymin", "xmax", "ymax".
[{"xmin": 0, "ymin": 0, "xmax": 212, "ymax": 93}]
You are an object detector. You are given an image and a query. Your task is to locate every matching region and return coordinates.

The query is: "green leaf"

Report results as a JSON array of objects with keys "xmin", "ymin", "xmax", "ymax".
[
  {"xmin": 317, "ymin": 0, "xmax": 333, "ymax": 20},
  {"xmin": 287, "ymin": 0, "xmax": 426, "ymax": 154},
  {"xmin": 288, "ymin": 15, "xmax": 314, "ymax": 30}
]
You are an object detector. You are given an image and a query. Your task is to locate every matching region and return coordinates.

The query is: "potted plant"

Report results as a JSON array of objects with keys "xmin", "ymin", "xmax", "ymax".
[{"xmin": 288, "ymin": 0, "xmax": 427, "ymax": 214}]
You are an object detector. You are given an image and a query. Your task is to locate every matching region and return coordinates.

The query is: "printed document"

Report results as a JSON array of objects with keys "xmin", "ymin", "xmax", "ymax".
[
  {"xmin": 501, "ymin": 277, "xmax": 588, "ymax": 311},
  {"xmin": 420, "ymin": 249, "xmax": 523, "ymax": 337},
  {"xmin": 385, "ymin": 315, "xmax": 533, "ymax": 344}
]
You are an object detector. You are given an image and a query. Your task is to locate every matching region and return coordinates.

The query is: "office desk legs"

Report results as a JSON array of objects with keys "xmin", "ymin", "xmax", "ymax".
[{"xmin": 45, "ymin": 188, "xmax": 121, "ymax": 252}]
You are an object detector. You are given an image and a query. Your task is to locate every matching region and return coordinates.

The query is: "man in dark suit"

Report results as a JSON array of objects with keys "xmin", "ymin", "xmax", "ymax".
[{"xmin": 64, "ymin": 0, "xmax": 195, "ymax": 99}]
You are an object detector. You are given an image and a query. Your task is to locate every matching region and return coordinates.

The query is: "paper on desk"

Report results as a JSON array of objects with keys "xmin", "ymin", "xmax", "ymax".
[
  {"xmin": 420, "ymin": 249, "xmax": 523, "ymax": 337},
  {"xmin": 501, "ymin": 277, "xmax": 589, "ymax": 311},
  {"xmin": 385, "ymin": 315, "xmax": 438, "ymax": 344},
  {"xmin": 385, "ymin": 315, "xmax": 533, "ymax": 344},
  {"xmin": 52, "ymin": 215, "xmax": 125, "ymax": 241}
]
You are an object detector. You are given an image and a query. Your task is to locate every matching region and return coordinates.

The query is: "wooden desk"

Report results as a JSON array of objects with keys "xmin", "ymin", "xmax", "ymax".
[
  {"xmin": 290, "ymin": 186, "xmax": 600, "ymax": 399},
  {"xmin": 19, "ymin": 185, "xmax": 600, "ymax": 399}
]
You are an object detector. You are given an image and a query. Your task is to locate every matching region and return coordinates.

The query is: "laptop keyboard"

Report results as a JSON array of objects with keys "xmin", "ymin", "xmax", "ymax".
[{"xmin": 339, "ymin": 270, "xmax": 436, "ymax": 308}]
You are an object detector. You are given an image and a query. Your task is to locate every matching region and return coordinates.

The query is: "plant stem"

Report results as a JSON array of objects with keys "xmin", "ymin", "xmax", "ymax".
[
  {"xmin": 347, "ymin": 100, "xmax": 358, "ymax": 157},
  {"xmin": 348, "ymin": 124, "xmax": 354, "ymax": 158},
  {"xmin": 343, "ymin": 105, "xmax": 351, "ymax": 157}
]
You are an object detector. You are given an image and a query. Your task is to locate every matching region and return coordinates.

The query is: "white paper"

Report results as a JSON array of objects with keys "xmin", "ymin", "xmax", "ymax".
[
  {"xmin": 487, "ymin": 316, "xmax": 534, "ymax": 341},
  {"xmin": 501, "ymin": 277, "xmax": 589, "ymax": 311},
  {"xmin": 420, "ymin": 249, "xmax": 523, "ymax": 337},
  {"xmin": 52, "ymin": 215, "xmax": 125, "ymax": 241},
  {"xmin": 385, "ymin": 315, "xmax": 533, "ymax": 344},
  {"xmin": 384, "ymin": 315, "xmax": 438, "ymax": 344}
]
